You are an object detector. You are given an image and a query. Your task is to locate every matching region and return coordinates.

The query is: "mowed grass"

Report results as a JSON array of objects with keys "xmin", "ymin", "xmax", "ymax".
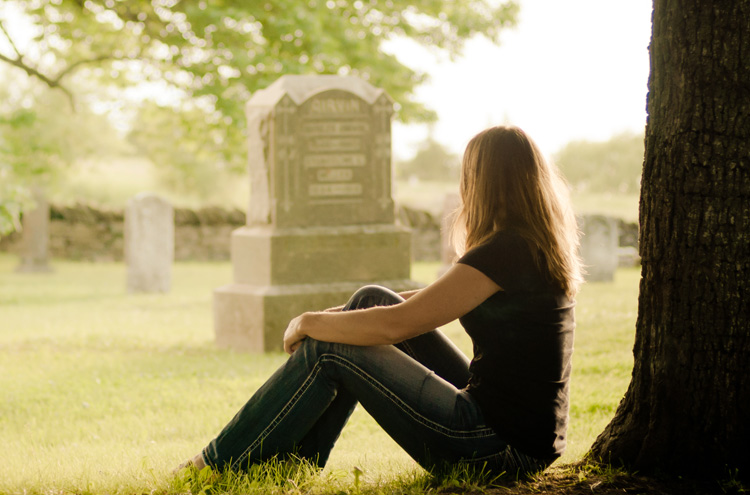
[{"xmin": 0, "ymin": 254, "xmax": 639, "ymax": 494}]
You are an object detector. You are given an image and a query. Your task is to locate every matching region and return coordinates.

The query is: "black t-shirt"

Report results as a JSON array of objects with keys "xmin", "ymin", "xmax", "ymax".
[{"xmin": 457, "ymin": 230, "xmax": 575, "ymax": 460}]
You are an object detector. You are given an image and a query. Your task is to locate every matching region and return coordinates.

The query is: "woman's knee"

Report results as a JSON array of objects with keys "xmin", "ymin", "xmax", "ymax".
[{"xmin": 345, "ymin": 285, "xmax": 403, "ymax": 311}]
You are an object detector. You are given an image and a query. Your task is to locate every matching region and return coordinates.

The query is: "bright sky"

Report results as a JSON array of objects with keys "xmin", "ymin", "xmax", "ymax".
[{"xmin": 389, "ymin": 0, "xmax": 653, "ymax": 159}]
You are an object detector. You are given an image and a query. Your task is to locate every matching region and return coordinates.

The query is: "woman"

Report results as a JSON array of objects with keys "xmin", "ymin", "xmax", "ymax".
[{"xmin": 179, "ymin": 125, "xmax": 583, "ymax": 478}]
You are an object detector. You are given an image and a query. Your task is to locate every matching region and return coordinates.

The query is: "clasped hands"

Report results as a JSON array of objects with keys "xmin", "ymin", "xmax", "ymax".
[
  {"xmin": 283, "ymin": 305, "xmax": 343, "ymax": 355},
  {"xmin": 283, "ymin": 313, "xmax": 308, "ymax": 355}
]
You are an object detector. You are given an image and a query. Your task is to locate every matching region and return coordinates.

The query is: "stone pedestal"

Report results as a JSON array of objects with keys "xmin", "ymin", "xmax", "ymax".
[
  {"xmin": 214, "ymin": 75, "xmax": 419, "ymax": 352},
  {"xmin": 125, "ymin": 193, "xmax": 174, "ymax": 293}
]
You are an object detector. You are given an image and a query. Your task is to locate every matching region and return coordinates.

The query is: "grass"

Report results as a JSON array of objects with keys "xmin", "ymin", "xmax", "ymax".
[{"xmin": 0, "ymin": 254, "xmax": 640, "ymax": 494}]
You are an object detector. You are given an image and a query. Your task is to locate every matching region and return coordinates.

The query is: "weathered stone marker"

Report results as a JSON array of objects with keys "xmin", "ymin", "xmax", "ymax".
[
  {"xmin": 579, "ymin": 214, "xmax": 619, "ymax": 282},
  {"xmin": 214, "ymin": 75, "xmax": 418, "ymax": 352},
  {"xmin": 15, "ymin": 187, "xmax": 52, "ymax": 273},
  {"xmin": 125, "ymin": 193, "xmax": 174, "ymax": 293},
  {"xmin": 438, "ymin": 193, "xmax": 460, "ymax": 277}
]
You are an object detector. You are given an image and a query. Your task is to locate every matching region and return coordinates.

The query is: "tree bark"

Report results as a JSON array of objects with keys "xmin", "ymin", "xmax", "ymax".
[{"xmin": 588, "ymin": 0, "xmax": 750, "ymax": 479}]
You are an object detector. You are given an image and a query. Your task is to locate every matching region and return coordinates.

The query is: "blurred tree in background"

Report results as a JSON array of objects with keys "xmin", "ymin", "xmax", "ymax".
[
  {"xmin": 0, "ymin": 0, "xmax": 519, "ymax": 230},
  {"xmin": 0, "ymin": 75, "xmax": 122, "ymax": 234},
  {"xmin": 395, "ymin": 135, "xmax": 459, "ymax": 182},
  {"xmin": 555, "ymin": 131, "xmax": 645, "ymax": 194}
]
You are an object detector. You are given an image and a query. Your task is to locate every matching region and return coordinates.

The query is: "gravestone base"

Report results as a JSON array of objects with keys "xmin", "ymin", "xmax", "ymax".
[
  {"xmin": 230, "ymin": 225, "xmax": 413, "ymax": 285},
  {"xmin": 214, "ymin": 224, "xmax": 419, "ymax": 352},
  {"xmin": 214, "ymin": 278, "xmax": 419, "ymax": 352}
]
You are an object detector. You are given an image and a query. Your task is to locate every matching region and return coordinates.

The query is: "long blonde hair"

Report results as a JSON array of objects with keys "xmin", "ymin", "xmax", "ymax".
[{"xmin": 451, "ymin": 126, "xmax": 583, "ymax": 296}]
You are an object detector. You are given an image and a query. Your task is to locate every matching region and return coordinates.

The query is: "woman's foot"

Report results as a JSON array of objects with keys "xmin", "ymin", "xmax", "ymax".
[{"xmin": 173, "ymin": 453, "xmax": 207, "ymax": 474}]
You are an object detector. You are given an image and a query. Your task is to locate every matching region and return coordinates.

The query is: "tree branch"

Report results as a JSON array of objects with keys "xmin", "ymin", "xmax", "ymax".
[
  {"xmin": 0, "ymin": 52, "xmax": 76, "ymax": 111},
  {"xmin": 0, "ymin": 52, "xmax": 58, "ymax": 88},
  {"xmin": 0, "ymin": 19, "xmax": 23, "ymax": 60},
  {"xmin": 54, "ymin": 54, "xmax": 117, "ymax": 82}
]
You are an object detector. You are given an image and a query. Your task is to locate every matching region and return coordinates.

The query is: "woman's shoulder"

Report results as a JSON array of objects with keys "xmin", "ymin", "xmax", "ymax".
[
  {"xmin": 458, "ymin": 229, "xmax": 550, "ymax": 292},
  {"xmin": 471, "ymin": 229, "xmax": 532, "ymax": 256},
  {"xmin": 459, "ymin": 228, "xmax": 533, "ymax": 272}
]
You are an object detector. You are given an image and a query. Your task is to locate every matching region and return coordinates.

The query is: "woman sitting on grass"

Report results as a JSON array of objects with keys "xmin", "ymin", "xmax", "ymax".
[{"xmin": 179, "ymin": 125, "xmax": 583, "ymax": 478}]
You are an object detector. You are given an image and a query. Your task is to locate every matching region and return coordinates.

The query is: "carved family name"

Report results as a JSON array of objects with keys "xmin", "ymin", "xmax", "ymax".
[{"xmin": 247, "ymin": 77, "xmax": 394, "ymax": 228}]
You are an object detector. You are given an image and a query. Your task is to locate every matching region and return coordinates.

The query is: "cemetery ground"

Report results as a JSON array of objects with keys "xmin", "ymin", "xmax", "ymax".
[{"xmin": 1, "ymin": 255, "xmax": 738, "ymax": 495}]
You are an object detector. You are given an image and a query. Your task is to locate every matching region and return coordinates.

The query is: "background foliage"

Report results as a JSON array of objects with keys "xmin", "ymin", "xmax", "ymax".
[
  {"xmin": 0, "ymin": 0, "xmax": 518, "ymax": 224},
  {"xmin": 395, "ymin": 135, "xmax": 459, "ymax": 182},
  {"xmin": 0, "ymin": 75, "xmax": 122, "ymax": 233},
  {"xmin": 555, "ymin": 131, "xmax": 644, "ymax": 194}
]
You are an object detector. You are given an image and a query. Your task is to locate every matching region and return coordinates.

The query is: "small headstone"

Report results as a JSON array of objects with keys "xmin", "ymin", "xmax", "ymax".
[
  {"xmin": 438, "ymin": 193, "xmax": 460, "ymax": 277},
  {"xmin": 617, "ymin": 246, "xmax": 641, "ymax": 267},
  {"xmin": 125, "ymin": 193, "xmax": 173, "ymax": 293},
  {"xmin": 15, "ymin": 188, "xmax": 52, "ymax": 273},
  {"xmin": 579, "ymin": 214, "xmax": 619, "ymax": 282}
]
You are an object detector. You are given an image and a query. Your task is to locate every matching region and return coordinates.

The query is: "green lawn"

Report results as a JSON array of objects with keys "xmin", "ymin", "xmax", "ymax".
[{"xmin": 0, "ymin": 255, "xmax": 639, "ymax": 494}]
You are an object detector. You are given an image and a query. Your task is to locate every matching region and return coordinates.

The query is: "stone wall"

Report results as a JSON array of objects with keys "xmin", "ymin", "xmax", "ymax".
[
  {"xmin": 0, "ymin": 204, "xmax": 246, "ymax": 262},
  {"xmin": 0, "ymin": 203, "xmax": 640, "ymax": 263}
]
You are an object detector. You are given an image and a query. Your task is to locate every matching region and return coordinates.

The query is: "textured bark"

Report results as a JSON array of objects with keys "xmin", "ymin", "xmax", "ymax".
[{"xmin": 588, "ymin": 0, "xmax": 750, "ymax": 479}]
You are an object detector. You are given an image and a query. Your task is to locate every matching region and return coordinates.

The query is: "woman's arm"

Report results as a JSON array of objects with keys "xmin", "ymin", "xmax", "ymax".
[
  {"xmin": 322, "ymin": 289, "xmax": 420, "ymax": 314},
  {"xmin": 398, "ymin": 289, "xmax": 421, "ymax": 300},
  {"xmin": 283, "ymin": 264, "xmax": 501, "ymax": 354}
]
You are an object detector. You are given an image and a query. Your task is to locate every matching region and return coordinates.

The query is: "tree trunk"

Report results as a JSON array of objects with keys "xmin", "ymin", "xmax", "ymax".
[{"xmin": 588, "ymin": 0, "xmax": 750, "ymax": 479}]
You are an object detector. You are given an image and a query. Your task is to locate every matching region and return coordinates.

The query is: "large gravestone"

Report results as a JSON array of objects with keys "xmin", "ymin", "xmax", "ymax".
[
  {"xmin": 15, "ymin": 188, "xmax": 52, "ymax": 273},
  {"xmin": 214, "ymin": 75, "xmax": 418, "ymax": 352},
  {"xmin": 579, "ymin": 214, "xmax": 619, "ymax": 282},
  {"xmin": 125, "ymin": 193, "xmax": 174, "ymax": 293}
]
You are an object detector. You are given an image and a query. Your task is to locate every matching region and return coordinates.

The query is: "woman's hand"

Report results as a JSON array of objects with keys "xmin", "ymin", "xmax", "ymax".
[{"xmin": 283, "ymin": 314, "xmax": 308, "ymax": 355}]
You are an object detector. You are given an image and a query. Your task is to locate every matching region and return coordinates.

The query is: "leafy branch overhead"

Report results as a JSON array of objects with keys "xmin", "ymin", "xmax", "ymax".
[
  {"xmin": 0, "ymin": 0, "xmax": 517, "ymax": 210},
  {"xmin": 0, "ymin": 0, "xmax": 518, "ymax": 122}
]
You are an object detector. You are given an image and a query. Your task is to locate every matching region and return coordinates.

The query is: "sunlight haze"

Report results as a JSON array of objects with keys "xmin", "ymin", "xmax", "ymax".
[{"xmin": 389, "ymin": 0, "xmax": 653, "ymax": 159}]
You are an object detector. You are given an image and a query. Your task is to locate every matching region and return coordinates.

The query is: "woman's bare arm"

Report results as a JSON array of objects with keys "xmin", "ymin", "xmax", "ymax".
[
  {"xmin": 322, "ymin": 288, "xmax": 420, "ymax": 314},
  {"xmin": 283, "ymin": 264, "xmax": 500, "ymax": 354},
  {"xmin": 398, "ymin": 289, "xmax": 421, "ymax": 300}
]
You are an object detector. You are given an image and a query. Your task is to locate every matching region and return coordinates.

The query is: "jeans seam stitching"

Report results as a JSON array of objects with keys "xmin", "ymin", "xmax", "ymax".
[
  {"xmin": 231, "ymin": 361, "xmax": 323, "ymax": 469},
  {"xmin": 320, "ymin": 354, "xmax": 496, "ymax": 440}
]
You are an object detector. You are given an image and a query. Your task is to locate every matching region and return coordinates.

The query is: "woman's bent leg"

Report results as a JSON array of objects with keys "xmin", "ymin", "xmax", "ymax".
[
  {"xmin": 294, "ymin": 284, "xmax": 473, "ymax": 463},
  {"xmin": 202, "ymin": 286, "xmax": 539, "ymax": 475},
  {"xmin": 202, "ymin": 341, "xmax": 342, "ymax": 471},
  {"xmin": 292, "ymin": 284, "xmax": 472, "ymax": 461},
  {"xmin": 203, "ymin": 337, "xmax": 513, "ymax": 474}
]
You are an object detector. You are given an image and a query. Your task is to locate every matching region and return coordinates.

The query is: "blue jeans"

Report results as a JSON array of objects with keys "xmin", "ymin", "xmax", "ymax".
[{"xmin": 202, "ymin": 286, "xmax": 546, "ymax": 476}]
